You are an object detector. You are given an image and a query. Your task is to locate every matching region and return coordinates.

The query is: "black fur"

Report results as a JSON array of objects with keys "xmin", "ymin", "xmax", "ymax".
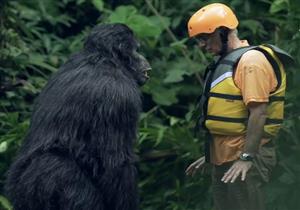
[{"xmin": 5, "ymin": 23, "xmax": 150, "ymax": 210}]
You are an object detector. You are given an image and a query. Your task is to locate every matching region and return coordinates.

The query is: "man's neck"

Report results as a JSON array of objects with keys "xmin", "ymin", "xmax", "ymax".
[{"xmin": 226, "ymin": 32, "xmax": 246, "ymax": 52}]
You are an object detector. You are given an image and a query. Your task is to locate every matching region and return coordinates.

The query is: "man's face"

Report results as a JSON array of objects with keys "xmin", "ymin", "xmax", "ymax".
[{"xmin": 195, "ymin": 30, "xmax": 222, "ymax": 55}]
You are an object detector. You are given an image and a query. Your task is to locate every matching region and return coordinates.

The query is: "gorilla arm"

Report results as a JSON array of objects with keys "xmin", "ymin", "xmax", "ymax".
[{"xmin": 95, "ymin": 77, "xmax": 141, "ymax": 210}]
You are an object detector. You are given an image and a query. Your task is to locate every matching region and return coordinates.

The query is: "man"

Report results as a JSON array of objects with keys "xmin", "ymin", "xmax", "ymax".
[{"xmin": 185, "ymin": 3, "xmax": 293, "ymax": 210}]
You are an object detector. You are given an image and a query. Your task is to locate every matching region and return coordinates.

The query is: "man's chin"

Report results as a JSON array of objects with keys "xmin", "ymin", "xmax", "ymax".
[
  {"xmin": 206, "ymin": 48, "xmax": 221, "ymax": 56},
  {"xmin": 208, "ymin": 51, "xmax": 218, "ymax": 56}
]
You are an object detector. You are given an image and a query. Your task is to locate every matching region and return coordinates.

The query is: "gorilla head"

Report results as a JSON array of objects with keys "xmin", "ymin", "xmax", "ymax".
[{"xmin": 84, "ymin": 23, "xmax": 151, "ymax": 86}]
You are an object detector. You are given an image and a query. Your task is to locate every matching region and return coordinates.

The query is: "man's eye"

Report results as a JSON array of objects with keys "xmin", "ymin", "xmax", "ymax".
[{"xmin": 196, "ymin": 37, "xmax": 208, "ymax": 42}]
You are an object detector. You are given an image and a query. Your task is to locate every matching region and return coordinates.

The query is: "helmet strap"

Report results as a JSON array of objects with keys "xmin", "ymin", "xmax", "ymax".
[{"xmin": 219, "ymin": 28, "xmax": 229, "ymax": 57}]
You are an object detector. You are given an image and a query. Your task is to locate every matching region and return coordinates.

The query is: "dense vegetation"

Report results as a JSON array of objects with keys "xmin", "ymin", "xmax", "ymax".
[{"xmin": 0, "ymin": 0, "xmax": 299, "ymax": 209}]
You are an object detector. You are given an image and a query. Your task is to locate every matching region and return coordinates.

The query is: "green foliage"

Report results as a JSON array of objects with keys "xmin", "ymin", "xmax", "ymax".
[
  {"xmin": 1, "ymin": 0, "xmax": 300, "ymax": 209},
  {"xmin": 107, "ymin": 6, "xmax": 166, "ymax": 38},
  {"xmin": 0, "ymin": 195, "xmax": 12, "ymax": 210},
  {"xmin": 92, "ymin": 0, "xmax": 104, "ymax": 11}
]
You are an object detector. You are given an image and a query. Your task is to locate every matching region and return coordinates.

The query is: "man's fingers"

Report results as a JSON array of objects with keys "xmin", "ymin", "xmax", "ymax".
[
  {"xmin": 223, "ymin": 168, "xmax": 239, "ymax": 183},
  {"xmin": 223, "ymin": 169, "xmax": 235, "ymax": 183},
  {"xmin": 191, "ymin": 164, "xmax": 203, "ymax": 176},
  {"xmin": 191, "ymin": 165, "xmax": 199, "ymax": 177},
  {"xmin": 186, "ymin": 161, "xmax": 198, "ymax": 173},
  {"xmin": 185, "ymin": 165, "xmax": 195, "ymax": 176},
  {"xmin": 186, "ymin": 158, "xmax": 206, "ymax": 176},
  {"xmin": 241, "ymin": 169, "xmax": 247, "ymax": 181},
  {"xmin": 221, "ymin": 161, "xmax": 252, "ymax": 183},
  {"xmin": 221, "ymin": 165, "xmax": 235, "ymax": 182},
  {"xmin": 197, "ymin": 158, "xmax": 205, "ymax": 168},
  {"xmin": 185, "ymin": 164, "xmax": 194, "ymax": 174},
  {"xmin": 185, "ymin": 163, "xmax": 198, "ymax": 175},
  {"xmin": 230, "ymin": 169, "xmax": 241, "ymax": 183}
]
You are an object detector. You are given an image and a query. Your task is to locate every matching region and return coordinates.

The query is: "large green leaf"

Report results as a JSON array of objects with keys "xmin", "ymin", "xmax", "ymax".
[
  {"xmin": 0, "ymin": 195, "xmax": 12, "ymax": 210},
  {"xmin": 107, "ymin": 6, "xmax": 166, "ymax": 38},
  {"xmin": 92, "ymin": 0, "xmax": 104, "ymax": 11},
  {"xmin": 270, "ymin": 0, "xmax": 289, "ymax": 14},
  {"xmin": 151, "ymin": 87, "xmax": 179, "ymax": 106},
  {"xmin": 0, "ymin": 142, "xmax": 8, "ymax": 153},
  {"xmin": 164, "ymin": 68, "xmax": 188, "ymax": 83},
  {"xmin": 107, "ymin": 6, "xmax": 137, "ymax": 23}
]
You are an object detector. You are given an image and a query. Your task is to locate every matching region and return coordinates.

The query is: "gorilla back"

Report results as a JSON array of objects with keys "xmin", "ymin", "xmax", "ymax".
[{"xmin": 5, "ymin": 23, "xmax": 151, "ymax": 210}]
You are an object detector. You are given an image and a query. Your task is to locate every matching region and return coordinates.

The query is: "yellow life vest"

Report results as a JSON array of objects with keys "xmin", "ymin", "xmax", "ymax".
[{"xmin": 200, "ymin": 44, "xmax": 293, "ymax": 137}]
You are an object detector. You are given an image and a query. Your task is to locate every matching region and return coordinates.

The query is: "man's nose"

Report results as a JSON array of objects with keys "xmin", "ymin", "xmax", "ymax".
[
  {"xmin": 205, "ymin": 46, "xmax": 211, "ymax": 51},
  {"xmin": 198, "ymin": 40, "xmax": 206, "ymax": 48}
]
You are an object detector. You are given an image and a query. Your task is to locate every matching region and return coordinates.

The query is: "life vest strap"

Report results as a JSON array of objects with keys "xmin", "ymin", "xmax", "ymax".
[
  {"xmin": 219, "ymin": 59, "xmax": 236, "ymax": 66},
  {"xmin": 269, "ymin": 96, "xmax": 285, "ymax": 102},
  {"xmin": 208, "ymin": 93, "xmax": 284, "ymax": 102},
  {"xmin": 207, "ymin": 115, "xmax": 247, "ymax": 123},
  {"xmin": 208, "ymin": 92, "xmax": 242, "ymax": 100},
  {"xmin": 254, "ymin": 47, "xmax": 282, "ymax": 92},
  {"xmin": 207, "ymin": 115, "xmax": 283, "ymax": 125},
  {"xmin": 266, "ymin": 118, "xmax": 283, "ymax": 124}
]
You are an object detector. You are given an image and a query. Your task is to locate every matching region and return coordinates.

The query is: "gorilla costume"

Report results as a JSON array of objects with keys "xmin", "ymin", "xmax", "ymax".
[{"xmin": 5, "ymin": 23, "xmax": 151, "ymax": 210}]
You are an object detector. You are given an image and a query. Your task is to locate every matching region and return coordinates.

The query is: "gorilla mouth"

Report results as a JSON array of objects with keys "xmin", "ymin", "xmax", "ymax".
[{"xmin": 143, "ymin": 68, "xmax": 151, "ymax": 79}]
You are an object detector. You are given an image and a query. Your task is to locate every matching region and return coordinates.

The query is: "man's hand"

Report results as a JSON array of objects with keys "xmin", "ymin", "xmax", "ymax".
[
  {"xmin": 221, "ymin": 160, "xmax": 253, "ymax": 183},
  {"xmin": 185, "ymin": 156, "xmax": 206, "ymax": 177}
]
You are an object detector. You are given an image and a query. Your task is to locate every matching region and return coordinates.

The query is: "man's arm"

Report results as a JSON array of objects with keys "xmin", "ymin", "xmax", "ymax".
[
  {"xmin": 221, "ymin": 102, "xmax": 267, "ymax": 183},
  {"xmin": 243, "ymin": 102, "xmax": 268, "ymax": 155}
]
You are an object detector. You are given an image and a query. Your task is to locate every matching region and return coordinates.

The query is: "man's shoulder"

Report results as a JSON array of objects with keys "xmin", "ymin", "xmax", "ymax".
[
  {"xmin": 234, "ymin": 48, "xmax": 275, "ymax": 80},
  {"xmin": 239, "ymin": 49, "xmax": 268, "ymax": 65}
]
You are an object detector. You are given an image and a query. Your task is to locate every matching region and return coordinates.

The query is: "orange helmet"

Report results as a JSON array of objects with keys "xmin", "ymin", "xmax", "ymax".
[{"xmin": 187, "ymin": 3, "xmax": 238, "ymax": 38}]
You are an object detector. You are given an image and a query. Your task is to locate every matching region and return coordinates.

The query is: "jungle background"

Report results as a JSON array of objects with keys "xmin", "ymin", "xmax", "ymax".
[{"xmin": 0, "ymin": 0, "xmax": 299, "ymax": 209}]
